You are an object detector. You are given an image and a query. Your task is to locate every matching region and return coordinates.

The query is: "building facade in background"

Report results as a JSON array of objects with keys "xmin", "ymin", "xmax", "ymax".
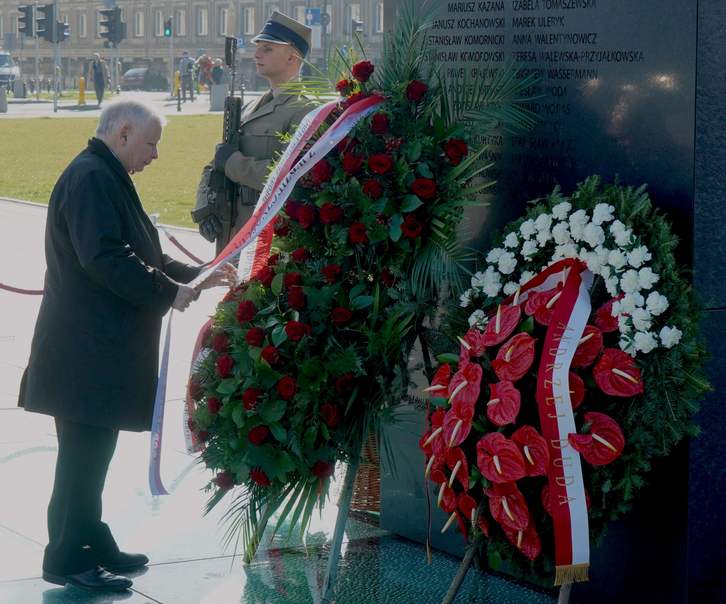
[{"xmin": 0, "ymin": 1, "xmax": 385, "ymax": 90}]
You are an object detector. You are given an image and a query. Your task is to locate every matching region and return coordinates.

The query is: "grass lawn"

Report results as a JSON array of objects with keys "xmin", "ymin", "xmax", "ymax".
[{"xmin": 0, "ymin": 115, "xmax": 222, "ymax": 227}]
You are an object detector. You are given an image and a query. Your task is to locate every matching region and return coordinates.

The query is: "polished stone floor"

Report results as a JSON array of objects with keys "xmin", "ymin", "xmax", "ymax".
[{"xmin": 0, "ymin": 199, "xmax": 556, "ymax": 603}]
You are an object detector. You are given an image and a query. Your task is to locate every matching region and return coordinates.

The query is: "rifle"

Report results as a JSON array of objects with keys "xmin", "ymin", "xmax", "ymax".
[{"xmin": 191, "ymin": 37, "xmax": 241, "ymax": 251}]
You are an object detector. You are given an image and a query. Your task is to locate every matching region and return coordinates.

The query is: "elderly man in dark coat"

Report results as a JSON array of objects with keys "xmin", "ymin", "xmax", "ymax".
[{"xmin": 19, "ymin": 100, "xmax": 228, "ymax": 592}]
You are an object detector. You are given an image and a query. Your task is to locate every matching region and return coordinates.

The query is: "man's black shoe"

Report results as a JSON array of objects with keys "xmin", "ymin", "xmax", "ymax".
[
  {"xmin": 100, "ymin": 551, "xmax": 149, "ymax": 573},
  {"xmin": 42, "ymin": 566, "xmax": 132, "ymax": 591}
]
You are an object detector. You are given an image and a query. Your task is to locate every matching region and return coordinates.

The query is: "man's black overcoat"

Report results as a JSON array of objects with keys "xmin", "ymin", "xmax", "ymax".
[{"xmin": 19, "ymin": 138, "xmax": 200, "ymax": 431}]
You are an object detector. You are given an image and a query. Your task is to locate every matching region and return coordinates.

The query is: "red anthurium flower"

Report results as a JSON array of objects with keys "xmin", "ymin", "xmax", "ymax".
[
  {"xmin": 458, "ymin": 493, "xmax": 478, "ymax": 524},
  {"xmin": 594, "ymin": 296, "xmax": 622, "ymax": 333},
  {"xmin": 482, "ymin": 304, "xmax": 522, "ymax": 347},
  {"xmin": 524, "ymin": 286, "xmax": 561, "ymax": 326},
  {"xmin": 569, "ymin": 371, "xmax": 585, "ymax": 409},
  {"xmin": 511, "ymin": 425, "xmax": 550, "ymax": 477},
  {"xmin": 248, "ymin": 425, "xmax": 269, "ymax": 445},
  {"xmin": 250, "ymin": 468, "xmax": 271, "ymax": 487},
  {"xmin": 430, "ymin": 407, "xmax": 446, "ymax": 428},
  {"xmin": 461, "ymin": 328, "xmax": 488, "ymax": 358},
  {"xmin": 442, "ymin": 404, "xmax": 475, "ymax": 449},
  {"xmin": 445, "ymin": 447, "xmax": 470, "ymax": 491},
  {"xmin": 423, "ymin": 363, "xmax": 452, "ymax": 399},
  {"xmin": 491, "ymin": 332, "xmax": 536, "ymax": 382},
  {"xmin": 236, "ymin": 300, "xmax": 257, "ymax": 324},
  {"xmin": 486, "ymin": 381, "xmax": 521, "ymax": 427},
  {"xmin": 427, "ymin": 453, "xmax": 448, "ymax": 484},
  {"xmin": 438, "ymin": 482, "xmax": 458, "ymax": 514},
  {"xmin": 485, "ymin": 482, "xmax": 530, "ymax": 531},
  {"xmin": 447, "ymin": 361, "xmax": 483, "ymax": 408},
  {"xmin": 593, "ymin": 348, "xmax": 644, "ymax": 397},
  {"xmin": 216, "ymin": 354, "xmax": 234, "ymax": 378},
  {"xmin": 572, "ymin": 325, "xmax": 604, "ymax": 368},
  {"xmin": 569, "ymin": 411, "xmax": 625, "ymax": 466},
  {"xmin": 503, "ymin": 521, "xmax": 542, "ymax": 561},
  {"xmin": 542, "ymin": 484, "xmax": 591, "ymax": 517},
  {"xmin": 476, "ymin": 433, "xmax": 526, "ymax": 483},
  {"xmin": 245, "ymin": 327, "xmax": 265, "ymax": 347},
  {"xmin": 215, "ymin": 471, "xmax": 235, "ymax": 490}
]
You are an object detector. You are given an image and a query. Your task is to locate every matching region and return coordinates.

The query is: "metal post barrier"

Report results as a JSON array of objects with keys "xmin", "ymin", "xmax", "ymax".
[
  {"xmin": 0, "ymin": 86, "xmax": 7, "ymax": 113},
  {"xmin": 78, "ymin": 76, "xmax": 86, "ymax": 106}
]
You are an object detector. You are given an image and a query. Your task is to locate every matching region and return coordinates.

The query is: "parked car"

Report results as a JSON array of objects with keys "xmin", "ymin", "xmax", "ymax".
[
  {"xmin": 0, "ymin": 52, "xmax": 20, "ymax": 88},
  {"xmin": 120, "ymin": 67, "xmax": 168, "ymax": 91}
]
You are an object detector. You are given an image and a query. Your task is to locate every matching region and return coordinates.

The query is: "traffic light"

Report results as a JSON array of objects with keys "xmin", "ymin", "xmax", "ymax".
[
  {"xmin": 100, "ymin": 7, "xmax": 125, "ymax": 47},
  {"xmin": 54, "ymin": 20, "xmax": 70, "ymax": 44},
  {"xmin": 352, "ymin": 19, "xmax": 364, "ymax": 34},
  {"xmin": 36, "ymin": 4, "xmax": 56, "ymax": 42},
  {"xmin": 18, "ymin": 5, "xmax": 34, "ymax": 37},
  {"xmin": 163, "ymin": 18, "xmax": 172, "ymax": 38}
]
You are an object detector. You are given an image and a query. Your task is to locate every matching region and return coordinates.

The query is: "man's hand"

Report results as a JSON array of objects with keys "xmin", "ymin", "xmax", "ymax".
[
  {"xmin": 199, "ymin": 215, "xmax": 223, "ymax": 242},
  {"xmin": 197, "ymin": 263, "xmax": 238, "ymax": 290},
  {"xmin": 213, "ymin": 143, "xmax": 237, "ymax": 172},
  {"xmin": 172, "ymin": 284, "xmax": 199, "ymax": 312}
]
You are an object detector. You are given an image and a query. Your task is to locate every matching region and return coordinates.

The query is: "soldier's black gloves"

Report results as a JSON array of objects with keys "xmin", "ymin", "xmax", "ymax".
[
  {"xmin": 199, "ymin": 215, "xmax": 223, "ymax": 242},
  {"xmin": 213, "ymin": 143, "xmax": 237, "ymax": 172}
]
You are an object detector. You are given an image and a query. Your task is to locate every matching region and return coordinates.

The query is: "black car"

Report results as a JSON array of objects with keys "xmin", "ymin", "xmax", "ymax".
[{"xmin": 120, "ymin": 67, "xmax": 167, "ymax": 91}]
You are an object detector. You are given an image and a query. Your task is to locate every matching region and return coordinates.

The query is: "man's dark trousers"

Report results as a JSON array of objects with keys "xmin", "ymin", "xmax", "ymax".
[{"xmin": 43, "ymin": 418, "xmax": 121, "ymax": 575}]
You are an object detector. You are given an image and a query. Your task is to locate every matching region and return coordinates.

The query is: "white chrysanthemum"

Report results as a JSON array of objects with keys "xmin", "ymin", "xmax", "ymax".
[
  {"xmin": 592, "ymin": 203, "xmax": 615, "ymax": 225},
  {"xmin": 620, "ymin": 269, "xmax": 641, "ymax": 293},
  {"xmin": 583, "ymin": 223, "xmax": 606, "ymax": 248},
  {"xmin": 519, "ymin": 219, "xmax": 536, "ymax": 239},
  {"xmin": 503, "ymin": 281, "xmax": 519, "ymax": 296},
  {"xmin": 610, "ymin": 219, "xmax": 626, "ymax": 235},
  {"xmin": 608, "ymin": 250, "xmax": 628, "ymax": 270},
  {"xmin": 634, "ymin": 331, "xmax": 658, "ymax": 354},
  {"xmin": 618, "ymin": 314, "xmax": 632, "ymax": 333},
  {"xmin": 536, "ymin": 229, "xmax": 552, "ymax": 248},
  {"xmin": 559, "ymin": 243, "xmax": 579, "ymax": 258},
  {"xmin": 659, "ymin": 325, "xmax": 683, "ymax": 348},
  {"xmin": 552, "ymin": 201, "xmax": 572, "ymax": 220},
  {"xmin": 503, "ymin": 232, "xmax": 519, "ymax": 249},
  {"xmin": 582, "ymin": 251, "xmax": 603, "ymax": 274},
  {"xmin": 619, "ymin": 335, "xmax": 636, "ymax": 356},
  {"xmin": 459, "ymin": 290, "xmax": 473, "ymax": 308},
  {"xmin": 470, "ymin": 271, "xmax": 487, "ymax": 292},
  {"xmin": 646, "ymin": 291, "xmax": 669, "ymax": 316},
  {"xmin": 600, "ymin": 265, "xmax": 612, "ymax": 279},
  {"xmin": 552, "ymin": 222, "xmax": 571, "ymax": 245},
  {"xmin": 638, "ymin": 267, "xmax": 659, "ymax": 290},
  {"xmin": 612, "ymin": 300, "xmax": 624, "ymax": 317},
  {"xmin": 614, "ymin": 228, "xmax": 633, "ymax": 247},
  {"xmin": 605, "ymin": 276, "xmax": 620, "ymax": 296},
  {"xmin": 631, "ymin": 307, "xmax": 653, "ymax": 331},
  {"xmin": 486, "ymin": 247, "xmax": 505, "ymax": 264},
  {"xmin": 498, "ymin": 251, "xmax": 517, "ymax": 275},
  {"xmin": 628, "ymin": 246, "xmax": 652, "ymax": 268},
  {"xmin": 534, "ymin": 213, "xmax": 553, "ymax": 233},
  {"xmin": 483, "ymin": 281, "xmax": 502, "ymax": 298},
  {"xmin": 481, "ymin": 266, "xmax": 502, "ymax": 298},
  {"xmin": 621, "ymin": 292, "xmax": 645, "ymax": 314},
  {"xmin": 468, "ymin": 309, "xmax": 488, "ymax": 328},
  {"xmin": 519, "ymin": 271, "xmax": 535, "ymax": 285},
  {"xmin": 521, "ymin": 239, "xmax": 538, "ymax": 259}
]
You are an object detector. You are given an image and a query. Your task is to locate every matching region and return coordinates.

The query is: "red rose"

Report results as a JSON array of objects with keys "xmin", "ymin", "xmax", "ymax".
[
  {"xmin": 476, "ymin": 432, "xmax": 526, "ymax": 483},
  {"xmin": 273, "ymin": 216, "xmax": 289, "ymax": 236},
  {"xmin": 256, "ymin": 266, "xmax": 274, "ymax": 287},
  {"xmin": 482, "ymin": 304, "xmax": 522, "ymax": 346},
  {"xmin": 284, "ymin": 199, "xmax": 301, "ymax": 220},
  {"xmin": 215, "ymin": 471, "xmax": 235, "ymax": 490},
  {"xmin": 310, "ymin": 159, "xmax": 333, "ymax": 186},
  {"xmin": 261, "ymin": 345, "xmax": 279, "ymax": 365},
  {"xmin": 362, "ymin": 179, "xmax": 383, "ymax": 199},
  {"xmin": 368, "ymin": 153, "xmax": 393, "ymax": 175},
  {"xmin": 351, "ymin": 60, "xmax": 375, "ymax": 82},
  {"xmin": 284, "ymin": 321, "xmax": 311, "ymax": 341},
  {"xmin": 594, "ymin": 297, "xmax": 621, "ymax": 333},
  {"xmin": 406, "ymin": 79, "xmax": 428, "ymax": 101},
  {"xmin": 236, "ymin": 300, "xmax": 257, "ymax": 324},
  {"xmin": 207, "ymin": 397, "xmax": 222, "ymax": 414},
  {"xmin": 342, "ymin": 152, "xmax": 364, "ymax": 175},
  {"xmin": 250, "ymin": 468, "xmax": 271, "ymax": 486},
  {"xmin": 319, "ymin": 202, "xmax": 344, "ymax": 224},
  {"xmin": 569, "ymin": 411, "xmax": 625, "ymax": 466},
  {"xmin": 188, "ymin": 377, "xmax": 203, "ymax": 401},
  {"xmin": 331, "ymin": 307, "xmax": 353, "ymax": 326},
  {"xmin": 267, "ymin": 253, "xmax": 280, "ymax": 266},
  {"xmin": 320, "ymin": 402, "xmax": 340, "ymax": 428},
  {"xmin": 511, "ymin": 425, "xmax": 550, "ymax": 477},
  {"xmin": 335, "ymin": 78, "xmax": 353, "ymax": 94},
  {"xmin": 283, "ymin": 272, "xmax": 302, "ymax": 289},
  {"xmin": 277, "ymin": 375, "xmax": 297, "ymax": 400},
  {"xmin": 380, "ymin": 268, "xmax": 395, "ymax": 287},
  {"xmin": 491, "ymin": 332, "xmax": 536, "ymax": 382},
  {"xmin": 312, "ymin": 460, "xmax": 335, "ymax": 479},
  {"xmin": 197, "ymin": 430, "xmax": 209, "ymax": 442},
  {"xmin": 211, "ymin": 332, "xmax": 229, "ymax": 353},
  {"xmin": 444, "ymin": 138, "xmax": 468, "ymax": 166},
  {"xmin": 334, "ymin": 373, "xmax": 354, "ymax": 394},
  {"xmin": 245, "ymin": 327, "xmax": 265, "ymax": 347},
  {"xmin": 349, "ymin": 222, "xmax": 369, "ymax": 244},
  {"xmin": 593, "ymin": 348, "xmax": 644, "ymax": 397},
  {"xmin": 248, "ymin": 425, "xmax": 269, "ymax": 445},
  {"xmin": 297, "ymin": 204, "xmax": 317, "ymax": 229},
  {"xmin": 411, "ymin": 178, "xmax": 437, "ymax": 200},
  {"xmin": 370, "ymin": 112, "xmax": 389, "ymax": 135},
  {"xmin": 571, "ymin": 325, "xmax": 604, "ymax": 368},
  {"xmin": 322, "ymin": 263, "xmax": 343, "ymax": 284},
  {"xmin": 342, "ymin": 91, "xmax": 366, "ymax": 108},
  {"xmin": 336, "ymin": 136, "xmax": 353, "ymax": 153},
  {"xmin": 287, "ymin": 285, "xmax": 306, "ymax": 310},
  {"xmin": 216, "ymin": 354, "xmax": 234, "ymax": 378},
  {"xmin": 242, "ymin": 387, "xmax": 262, "ymax": 410},
  {"xmin": 291, "ymin": 247, "xmax": 311, "ymax": 262},
  {"xmin": 486, "ymin": 381, "xmax": 521, "ymax": 427},
  {"xmin": 401, "ymin": 214, "xmax": 423, "ymax": 239}
]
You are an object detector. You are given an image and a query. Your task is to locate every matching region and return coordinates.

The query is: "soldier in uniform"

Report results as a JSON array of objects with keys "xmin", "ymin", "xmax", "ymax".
[{"xmin": 193, "ymin": 12, "xmax": 313, "ymax": 254}]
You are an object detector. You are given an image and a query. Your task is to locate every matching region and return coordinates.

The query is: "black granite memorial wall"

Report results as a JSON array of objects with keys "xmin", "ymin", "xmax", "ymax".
[{"xmin": 380, "ymin": 1, "xmax": 725, "ymax": 601}]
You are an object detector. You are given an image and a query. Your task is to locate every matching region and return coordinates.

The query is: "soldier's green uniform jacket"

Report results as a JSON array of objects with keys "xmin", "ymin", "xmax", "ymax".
[{"xmin": 222, "ymin": 90, "xmax": 311, "ymax": 245}]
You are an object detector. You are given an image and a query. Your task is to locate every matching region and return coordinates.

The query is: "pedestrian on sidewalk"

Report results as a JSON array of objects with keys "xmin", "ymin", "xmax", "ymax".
[
  {"xmin": 18, "ymin": 100, "xmax": 234, "ymax": 593},
  {"xmin": 179, "ymin": 51, "xmax": 195, "ymax": 102},
  {"xmin": 87, "ymin": 53, "xmax": 109, "ymax": 107}
]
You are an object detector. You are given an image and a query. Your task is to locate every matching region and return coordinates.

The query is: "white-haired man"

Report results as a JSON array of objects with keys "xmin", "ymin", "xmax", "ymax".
[{"xmin": 19, "ymin": 100, "xmax": 229, "ymax": 592}]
